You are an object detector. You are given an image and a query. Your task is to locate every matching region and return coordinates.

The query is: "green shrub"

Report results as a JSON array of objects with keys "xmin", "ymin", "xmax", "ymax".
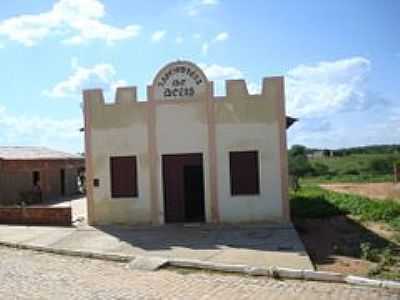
[
  {"xmin": 312, "ymin": 162, "xmax": 330, "ymax": 176},
  {"xmin": 381, "ymin": 248, "xmax": 395, "ymax": 266},
  {"xmin": 361, "ymin": 242, "xmax": 380, "ymax": 262},
  {"xmin": 307, "ymin": 152, "xmax": 400, "ymax": 183},
  {"xmin": 341, "ymin": 168, "xmax": 360, "ymax": 175},
  {"xmin": 289, "ymin": 153, "xmax": 313, "ymax": 177},
  {"xmin": 368, "ymin": 158, "xmax": 393, "ymax": 175},
  {"xmin": 389, "ymin": 216, "xmax": 400, "ymax": 231},
  {"xmin": 291, "ymin": 186, "xmax": 400, "ymax": 229}
]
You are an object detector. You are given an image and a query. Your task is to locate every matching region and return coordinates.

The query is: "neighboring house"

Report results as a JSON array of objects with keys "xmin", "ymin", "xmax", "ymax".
[
  {"xmin": 83, "ymin": 60, "xmax": 296, "ymax": 225},
  {"xmin": 0, "ymin": 147, "xmax": 84, "ymax": 205},
  {"xmin": 307, "ymin": 149, "xmax": 333, "ymax": 160}
]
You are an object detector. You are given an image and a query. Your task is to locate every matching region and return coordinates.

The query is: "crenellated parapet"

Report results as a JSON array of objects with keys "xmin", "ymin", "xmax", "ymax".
[
  {"xmin": 115, "ymin": 87, "xmax": 137, "ymax": 104},
  {"xmin": 212, "ymin": 77, "xmax": 285, "ymax": 124},
  {"xmin": 83, "ymin": 76, "xmax": 284, "ymax": 105},
  {"xmin": 82, "ymin": 61, "xmax": 285, "ymax": 127}
]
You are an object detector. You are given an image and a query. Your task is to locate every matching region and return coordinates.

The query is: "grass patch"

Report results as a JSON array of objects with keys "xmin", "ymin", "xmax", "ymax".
[
  {"xmin": 301, "ymin": 174, "xmax": 393, "ymax": 184},
  {"xmin": 291, "ymin": 185, "xmax": 400, "ymax": 229}
]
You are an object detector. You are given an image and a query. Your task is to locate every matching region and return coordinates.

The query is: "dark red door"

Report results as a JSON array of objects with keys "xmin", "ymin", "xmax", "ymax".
[{"xmin": 162, "ymin": 153, "xmax": 205, "ymax": 223}]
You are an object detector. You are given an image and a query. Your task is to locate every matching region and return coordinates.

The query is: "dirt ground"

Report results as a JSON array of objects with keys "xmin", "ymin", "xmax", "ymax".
[
  {"xmin": 294, "ymin": 215, "xmax": 400, "ymax": 277},
  {"xmin": 320, "ymin": 182, "xmax": 400, "ymax": 200}
]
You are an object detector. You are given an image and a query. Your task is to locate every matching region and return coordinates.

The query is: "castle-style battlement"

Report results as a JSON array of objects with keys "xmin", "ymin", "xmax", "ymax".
[
  {"xmin": 83, "ymin": 76, "xmax": 284, "ymax": 107},
  {"xmin": 115, "ymin": 87, "xmax": 137, "ymax": 104}
]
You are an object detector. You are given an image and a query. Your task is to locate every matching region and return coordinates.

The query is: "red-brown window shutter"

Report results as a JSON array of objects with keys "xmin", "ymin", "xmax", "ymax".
[
  {"xmin": 110, "ymin": 156, "xmax": 138, "ymax": 197},
  {"xmin": 229, "ymin": 151, "xmax": 260, "ymax": 195}
]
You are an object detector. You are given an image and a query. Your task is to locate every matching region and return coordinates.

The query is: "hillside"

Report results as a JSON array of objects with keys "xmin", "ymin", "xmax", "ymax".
[{"xmin": 291, "ymin": 144, "xmax": 400, "ymax": 183}]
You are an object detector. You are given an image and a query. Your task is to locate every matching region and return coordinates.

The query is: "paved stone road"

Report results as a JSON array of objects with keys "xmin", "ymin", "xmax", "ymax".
[{"xmin": 0, "ymin": 247, "xmax": 398, "ymax": 300}]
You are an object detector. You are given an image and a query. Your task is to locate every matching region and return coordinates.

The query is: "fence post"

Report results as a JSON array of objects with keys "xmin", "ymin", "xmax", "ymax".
[{"xmin": 394, "ymin": 163, "xmax": 400, "ymax": 183}]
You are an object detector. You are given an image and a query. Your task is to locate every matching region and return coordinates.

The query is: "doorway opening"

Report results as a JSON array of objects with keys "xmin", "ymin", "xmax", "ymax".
[
  {"xmin": 162, "ymin": 153, "xmax": 205, "ymax": 223},
  {"xmin": 32, "ymin": 171, "xmax": 40, "ymax": 185},
  {"xmin": 60, "ymin": 169, "xmax": 65, "ymax": 196}
]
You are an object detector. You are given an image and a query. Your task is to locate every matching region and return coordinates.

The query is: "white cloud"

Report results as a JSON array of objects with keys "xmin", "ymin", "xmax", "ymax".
[
  {"xmin": 175, "ymin": 36, "xmax": 184, "ymax": 44},
  {"xmin": 193, "ymin": 33, "xmax": 201, "ymax": 40},
  {"xmin": 200, "ymin": 56, "xmax": 371, "ymax": 103},
  {"xmin": 214, "ymin": 32, "xmax": 229, "ymax": 42},
  {"xmin": 201, "ymin": 0, "xmax": 219, "ymax": 5},
  {"xmin": 186, "ymin": 0, "xmax": 219, "ymax": 16},
  {"xmin": 199, "ymin": 63, "xmax": 243, "ymax": 96},
  {"xmin": 0, "ymin": 105, "xmax": 82, "ymax": 152},
  {"xmin": 0, "ymin": 0, "xmax": 141, "ymax": 46},
  {"xmin": 43, "ymin": 59, "xmax": 125, "ymax": 98},
  {"xmin": 285, "ymin": 57, "xmax": 371, "ymax": 117},
  {"xmin": 247, "ymin": 82, "xmax": 261, "ymax": 94},
  {"xmin": 201, "ymin": 31, "xmax": 229, "ymax": 55},
  {"xmin": 199, "ymin": 63, "xmax": 243, "ymax": 80},
  {"xmin": 284, "ymin": 57, "xmax": 400, "ymax": 148},
  {"xmin": 151, "ymin": 30, "xmax": 167, "ymax": 43},
  {"xmin": 287, "ymin": 110, "xmax": 400, "ymax": 149}
]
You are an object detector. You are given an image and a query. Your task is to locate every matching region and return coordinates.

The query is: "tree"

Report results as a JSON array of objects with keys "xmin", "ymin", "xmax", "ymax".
[
  {"xmin": 368, "ymin": 157, "xmax": 393, "ymax": 175},
  {"xmin": 289, "ymin": 145, "xmax": 307, "ymax": 157},
  {"xmin": 288, "ymin": 145, "xmax": 313, "ymax": 191}
]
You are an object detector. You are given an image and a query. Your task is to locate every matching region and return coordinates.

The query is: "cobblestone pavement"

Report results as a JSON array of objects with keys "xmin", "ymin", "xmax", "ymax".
[{"xmin": 0, "ymin": 247, "xmax": 398, "ymax": 300}]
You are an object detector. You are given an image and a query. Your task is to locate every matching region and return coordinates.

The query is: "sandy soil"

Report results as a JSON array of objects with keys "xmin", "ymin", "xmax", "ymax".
[{"xmin": 320, "ymin": 182, "xmax": 400, "ymax": 200}]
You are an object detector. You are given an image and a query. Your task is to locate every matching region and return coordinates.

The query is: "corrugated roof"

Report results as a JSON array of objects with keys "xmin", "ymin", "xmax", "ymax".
[{"xmin": 0, "ymin": 147, "xmax": 83, "ymax": 160}]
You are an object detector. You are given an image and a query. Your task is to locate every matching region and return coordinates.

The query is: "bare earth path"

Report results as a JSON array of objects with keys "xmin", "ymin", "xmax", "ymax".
[
  {"xmin": 0, "ymin": 247, "xmax": 398, "ymax": 300},
  {"xmin": 320, "ymin": 182, "xmax": 400, "ymax": 200}
]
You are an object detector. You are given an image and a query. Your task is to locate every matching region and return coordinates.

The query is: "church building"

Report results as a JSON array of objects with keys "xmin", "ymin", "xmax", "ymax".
[{"xmin": 83, "ymin": 61, "xmax": 292, "ymax": 225}]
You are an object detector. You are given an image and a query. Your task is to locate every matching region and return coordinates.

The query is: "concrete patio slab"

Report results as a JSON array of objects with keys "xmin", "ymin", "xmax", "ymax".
[{"xmin": 0, "ymin": 223, "xmax": 314, "ymax": 270}]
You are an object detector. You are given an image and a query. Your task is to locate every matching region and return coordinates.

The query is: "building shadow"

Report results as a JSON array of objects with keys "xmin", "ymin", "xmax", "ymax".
[{"xmin": 291, "ymin": 194, "xmax": 399, "ymax": 266}]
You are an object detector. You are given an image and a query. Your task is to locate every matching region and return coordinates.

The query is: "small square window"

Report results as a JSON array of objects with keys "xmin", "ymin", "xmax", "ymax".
[{"xmin": 229, "ymin": 151, "xmax": 260, "ymax": 195}]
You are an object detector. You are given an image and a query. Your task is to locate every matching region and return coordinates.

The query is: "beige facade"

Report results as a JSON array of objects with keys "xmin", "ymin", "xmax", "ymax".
[{"xmin": 83, "ymin": 61, "xmax": 289, "ymax": 225}]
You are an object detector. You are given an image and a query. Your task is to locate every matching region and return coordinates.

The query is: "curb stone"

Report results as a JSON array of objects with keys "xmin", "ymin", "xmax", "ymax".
[
  {"xmin": 0, "ymin": 240, "xmax": 399, "ymax": 291},
  {"xmin": 304, "ymin": 270, "xmax": 345, "ymax": 283},
  {"xmin": 244, "ymin": 266, "xmax": 271, "ymax": 276},
  {"xmin": 345, "ymin": 275, "xmax": 384, "ymax": 288},
  {"xmin": 272, "ymin": 267, "xmax": 303, "ymax": 279},
  {"xmin": 128, "ymin": 256, "xmax": 169, "ymax": 271},
  {"xmin": 168, "ymin": 258, "xmax": 248, "ymax": 273}
]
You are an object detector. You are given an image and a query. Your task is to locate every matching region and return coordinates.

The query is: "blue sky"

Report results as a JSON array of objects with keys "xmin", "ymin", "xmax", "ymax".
[{"xmin": 0, "ymin": 0, "xmax": 399, "ymax": 153}]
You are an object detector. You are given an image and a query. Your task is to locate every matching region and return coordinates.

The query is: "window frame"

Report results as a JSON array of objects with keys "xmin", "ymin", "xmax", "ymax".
[{"xmin": 229, "ymin": 150, "xmax": 260, "ymax": 196}]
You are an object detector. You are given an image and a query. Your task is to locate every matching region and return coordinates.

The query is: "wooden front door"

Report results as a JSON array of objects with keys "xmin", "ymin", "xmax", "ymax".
[{"xmin": 162, "ymin": 153, "xmax": 205, "ymax": 223}]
